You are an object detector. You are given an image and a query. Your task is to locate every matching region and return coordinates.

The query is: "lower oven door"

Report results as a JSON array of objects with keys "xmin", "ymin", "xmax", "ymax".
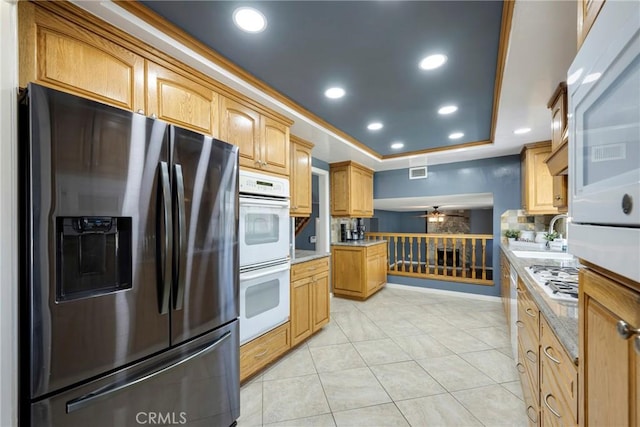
[
  {"xmin": 239, "ymin": 261, "xmax": 290, "ymax": 344},
  {"xmin": 239, "ymin": 196, "xmax": 290, "ymax": 268}
]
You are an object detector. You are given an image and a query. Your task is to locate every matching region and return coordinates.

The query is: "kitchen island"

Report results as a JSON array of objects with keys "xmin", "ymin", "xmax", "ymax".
[{"xmin": 331, "ymin": 240, "xmax": 388, "ymax": 300}]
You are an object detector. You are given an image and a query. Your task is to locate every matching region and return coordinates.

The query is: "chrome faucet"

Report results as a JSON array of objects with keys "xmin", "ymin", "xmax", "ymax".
[{"xmin": 548, "ymin": 214, "xmax": 569, "ymax": 240}]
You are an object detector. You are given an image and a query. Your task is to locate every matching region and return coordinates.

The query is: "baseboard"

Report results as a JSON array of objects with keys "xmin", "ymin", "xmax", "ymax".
[{"xmin": 385, "ymin": 283, "xmax": 501, "ymax": 302}]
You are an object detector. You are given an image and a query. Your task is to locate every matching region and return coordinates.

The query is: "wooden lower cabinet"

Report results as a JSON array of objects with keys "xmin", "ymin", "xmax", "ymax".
[
  {"xmin": 579, "ymin": 267, "xmax": 640, "ymax": 427},
  {"xmin": 540, "ymin": 316, "xmax": 578, "ymax": 426},
  {"xmin": 501, "ymin": 252, "xmax": 511, "ymax": 330},
  {"xmin": 516, "ymin": 276, "xmax": 580, "ymax": 426},
  {"xmin": 290, "ymin": 257, "xmax": 330, "ymax": 347},
  {"xmin": 332, "ymin": 242, "xmax": 387, "ymax": 300},
  {"xmin": 240, "ymin": 322, "xmax": 291, "ymax": 382}
]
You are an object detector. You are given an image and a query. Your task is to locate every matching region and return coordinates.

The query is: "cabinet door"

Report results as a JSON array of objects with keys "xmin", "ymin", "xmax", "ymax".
[
  {"xmin": 24, "ymin": 5, "xmax": 144, "ymax": 112},
  {"xmin": 580, "ymin": 268, "xmax": 640, "ymax": 426},
  {"xmin": 362, "ymin": 172, "xmax": 374, "ymax": 217},
  {"xmin": 146, "ymin": 62, "xmax": 219, "ymax": 136},
  {"xmin": 290, "ymin": 141, "xmax": 312, "ymax": 216},
  {"xmin": 578, "ymin": 0, "xmax": 606, "ymax": 48},
  {"xmin": 261, "ymin": 117, "xmax": 289, "ymax": 176},
  {"xmin": 290, "ymin": 278, "xmax": 312, "ymax": 347},
  {"xmin": 523, "ymin": 145, "xmax": 558, "ymax": 214},
  {"xmin": 220, "ymin": 97, "xmax": 261, "ymax": 169},
  {"xmin": 366, "ymin": 252, "xmax": 379, "ymax": 293},
  {"xmin": 552, "ymin": 176, "xmax": 568, "ymax": 211},
  {"xmin": 312, "ymin": 271, "xmax": 330, "ymax": 332},
  {"xmin": 330, "ymin": 167, "xmax": 350, "ymax": 216}
]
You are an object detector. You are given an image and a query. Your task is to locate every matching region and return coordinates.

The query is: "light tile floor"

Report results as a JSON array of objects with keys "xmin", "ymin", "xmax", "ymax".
[{"xmin": 238, "ymin": 286, "xmax": 527, "ymax": 427}]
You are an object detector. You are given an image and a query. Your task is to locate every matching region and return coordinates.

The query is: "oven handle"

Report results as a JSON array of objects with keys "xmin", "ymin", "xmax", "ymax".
[
  {"xmin": 240, "ymin": 197, "xmax": 289, "ymax": 209},
  {"xmin": 240, "ymin": 263, "xmax": 290, "ymax": 281}
]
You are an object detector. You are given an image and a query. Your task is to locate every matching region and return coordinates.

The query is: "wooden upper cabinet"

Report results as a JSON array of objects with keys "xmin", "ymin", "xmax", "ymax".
[
  {"xmin": 330, "ymin": 161, "xmax": 374, "ymax": 218},
  {"xmin": 578, "ymin": 0, "xmax": 606, "ymax": 48},
  {"xmin": 220, "ymin": 96, "xmax": 290, "ymax": 176},
  {"xmin": 261, "ymin": 116, "xmax": 289, "ymax": 176},
  {"xmin": 290, "ymin": 136, "xmax": 314, "ymax": 217},
  {"xmin": 19, "ymin": 2, "xmax": 144, "ymax": 112},
  {"xmin": 545, "ymin": 83, "xmax": 569, "ymax": 177},
  {"xmin": 521, "ymin": 142, "xmax": 558, "ymax": 215},
  {"xmin": 146, "ymin": 62, "xmax": 219, "ymax": 137},
  {"xmin": 220, "ymin": 96, "xmax": 261, "ymax": 168},
  {"xmin": 579, "ymin": 267, "xmax": 640, "ymax": 427}
]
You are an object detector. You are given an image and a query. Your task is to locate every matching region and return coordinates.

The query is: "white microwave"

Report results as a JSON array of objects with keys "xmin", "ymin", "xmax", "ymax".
[{"xmin": 568, "ymin": 0, "xmax": 640, "ymax": 282}]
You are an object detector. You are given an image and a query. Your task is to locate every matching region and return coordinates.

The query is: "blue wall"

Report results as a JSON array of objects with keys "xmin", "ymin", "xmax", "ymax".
[
  {"xmin": 295, "ymin": 175, "xmax": 319, "ymax": 250},
  {"xmin": 374, "ymin": 155, "xmax": 521, "ymax": 297},
  {"xmin": 374, "ymin": 210, "xmax": 426, "ymax": 233},
  {"xmin": 312, "ymin": 157, "xmax": 329, "ymax": 171},
  {"xmin": 470, "ymin": 209, "xmax": 493, "ymax": 234}
]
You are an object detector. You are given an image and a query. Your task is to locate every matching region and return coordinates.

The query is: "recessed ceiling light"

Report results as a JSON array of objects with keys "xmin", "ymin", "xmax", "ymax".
[
  {"xmin": 449, "ymin": 132, "xmax": 464, "ymax": 139},
  {"xmin": 419, "ymin": 54, "xmax": 447, "ymax": 70},
  {"xmin": 367, "ymin": 122, "xmax": 383, "ymax": 131},
  {"xmin": 438, "ymin": 105, "xmax": 458, "ymax": 115},
  {"xmin": 514, "ymin": 127, "xmax": 531, "ymax": 135},
  {"xmin": 324, "ymin": 87, "xmax": 345, "ymax": 99},
  {"xmin": 391, "ymin": 142, "xmax": 404, "ymax": 150},
  {"xmin": 232, "ymin": 7, "xmax": 267, "ymax": 33}
]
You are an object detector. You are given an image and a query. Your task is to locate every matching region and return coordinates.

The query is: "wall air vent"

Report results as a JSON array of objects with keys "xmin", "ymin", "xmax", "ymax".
[
  {"xmin": 409, "ymin": 166, "xmax": 428, "ymax": 180},
  {"xmin": 591, "ymin": 143, "xmax": 626, "ymax": 162}
]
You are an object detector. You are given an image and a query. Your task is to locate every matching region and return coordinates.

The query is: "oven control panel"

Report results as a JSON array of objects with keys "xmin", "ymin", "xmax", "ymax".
[{"xmin": 239, "ymin": 170, "xmax": 290, "ymax": 198}]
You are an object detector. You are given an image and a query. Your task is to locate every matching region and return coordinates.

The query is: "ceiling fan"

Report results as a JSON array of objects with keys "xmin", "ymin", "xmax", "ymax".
[{"xmin": 415, "ymin": 206, "xmax": 466, "ymax": 221}]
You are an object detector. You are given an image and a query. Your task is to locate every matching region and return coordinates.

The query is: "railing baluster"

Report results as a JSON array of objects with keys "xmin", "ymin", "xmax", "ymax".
[
  {"xmin": 417, "ymin": 237, "xmax": 422, "ymax": 275},
  {"xmin": 443, "ymin": 237, "xmax": 448, "ymax": 276},
  {"xmin": 409, "ymin": 236, "xmax": 414, "ymax": 273},
  {"xmin": 471, "ymin": 237, "xmax": 477, "ymax": 279},
  {"xmin": 434, "ymin": 237, "xmax": 438, "ymax": 275},
  {"xmin": 462, "ymin": 238, "xmax": 467, "ymax": 278},
  {"xmin": 394, "ymin": 237, "xmax": 398, "ymax": 272},
  {"xmin": 401, "ymin": 236, "xmax": 406, "ymax": 272},
  {"xmin": 482, "ymin": 238, "xmax": 487, "ymax": 280},
  {"xmin": 452, "ymin": 238, "xmax": 457, "ymax": 277}
]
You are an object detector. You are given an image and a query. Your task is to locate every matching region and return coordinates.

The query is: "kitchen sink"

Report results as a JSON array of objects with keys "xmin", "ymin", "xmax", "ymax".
[{"xmin": 511, "ymin": 250, "xmax": 574, "ymax": 260}]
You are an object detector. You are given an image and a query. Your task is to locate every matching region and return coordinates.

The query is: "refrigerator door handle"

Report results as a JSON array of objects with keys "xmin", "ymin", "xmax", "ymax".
[
  {"xmin": 66, "ymin": 331, "xmax": 232, "ymax": 414},
  {"xmin": 157, "ymin": 161, "xmax": 172, "ymax": 314},
  {"xmin": 173, "ymin": 163, "xmax": 187, "ymax": 310}
]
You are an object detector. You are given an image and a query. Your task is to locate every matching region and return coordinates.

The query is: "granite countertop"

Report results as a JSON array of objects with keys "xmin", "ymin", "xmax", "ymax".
[
  {"xmin": 291, "ymin": 250, "xmax": 331, "ymax": 265},
  {"xmin": 331, "ymin": 240, "xmax": 387, "ymax": 247},
  {"xmin": 501, "ymin": 245, "xmax": 580, "ymax": 365}
]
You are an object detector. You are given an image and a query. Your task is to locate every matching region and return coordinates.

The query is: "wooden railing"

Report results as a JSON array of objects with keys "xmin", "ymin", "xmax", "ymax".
[{"xmin": 366, "ymin": 232, "xmax": 494, "ymax": 286}]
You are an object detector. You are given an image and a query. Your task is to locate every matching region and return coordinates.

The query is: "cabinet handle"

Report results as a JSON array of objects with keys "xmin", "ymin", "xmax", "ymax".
[
  {"xmin": 516, "ymin": 286, "xmax": 524, "ymax": 293},
  {"xmin": 253, "ymin": 349, "xmax": 268, "ymax": 359},
  {"xmin": 616, "ymin": 320, "xmax": 640, "ymax": 340},
  {"xmin": 525, "ymin": 349, "xmax": 537, "ymax": 363},
  {"xmin": 516, "ymin": 362, "xmax": 526, "ymax": 373},
  {"xmin": 543, "ymin": 345, "xmax": 561, "ymax": 365},
  {"xmin": 525, "ymin": 307, "xmax": 536, "ymax": 318},
  {"xmin": 526, "ymin": 406, "xmax": 538, "ymax": 423},
  {"xmin": 543, "ymin": 393, "xmax": 562, "ymax": 419},
  {"xmin": 516, "ymin": 320, "xmax": 525, "ymax": 329}
]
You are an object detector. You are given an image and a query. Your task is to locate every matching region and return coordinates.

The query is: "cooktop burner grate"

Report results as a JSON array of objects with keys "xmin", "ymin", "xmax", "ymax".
[{"xmin": 526, "ymin": 265, "xmax": 580, "ymax": 302}]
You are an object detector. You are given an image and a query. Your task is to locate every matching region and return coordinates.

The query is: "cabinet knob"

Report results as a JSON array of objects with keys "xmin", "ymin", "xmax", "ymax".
[
  {"xmin": 616, "ymin": 320, "xmax": 640, "ymax": 340},
  {"xmin": 150, "ymin": 113, "xmax": 157, "ymax": 119},
  {"xmin": 555, "ymin": 195, "xmax": 562, "ymax": 200},
  {"xmin": 136, "ymin": 109, "xmax": 144, "ymax": 114},
  {"xmin": 262, "ymin": 161, "xmax": 268, "ymax": 167}
]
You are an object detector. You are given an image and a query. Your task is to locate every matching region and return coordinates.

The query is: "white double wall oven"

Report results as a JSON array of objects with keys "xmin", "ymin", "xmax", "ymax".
[{"xmin": 239, "ymin": 170, "xmax": 291, "ymax": 344}]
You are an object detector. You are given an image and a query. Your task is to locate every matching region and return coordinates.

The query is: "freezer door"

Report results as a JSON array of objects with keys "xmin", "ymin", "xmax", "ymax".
[
  {"xmin": 170, "ymin": 126, "xmax": 239, "ymax": 344},
  {"xmin": 30, "ymin": 321, "xmax": 240, "ymax": 427},
  {"xmin": 24, "ymin": 84, "xmax": 171, "ymax": 399}
]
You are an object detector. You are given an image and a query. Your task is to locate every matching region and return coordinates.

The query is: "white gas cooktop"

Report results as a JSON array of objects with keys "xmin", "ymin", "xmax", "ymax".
[{"xmin": 525, "ymin": 265, "xmax": 580, "ymax": 302}]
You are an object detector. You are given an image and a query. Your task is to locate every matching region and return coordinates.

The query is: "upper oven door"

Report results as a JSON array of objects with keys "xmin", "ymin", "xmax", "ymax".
[
  {"xmin": 239, "ymin": 196, "xmax": 290, "ymax": 268},
  {"xmin": 569, "ymin": 1, "xmax": 640, "ymax": 226}
]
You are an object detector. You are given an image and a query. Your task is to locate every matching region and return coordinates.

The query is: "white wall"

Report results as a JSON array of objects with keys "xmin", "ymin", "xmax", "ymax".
[{"xmin": 0, "ymin": 1, "xmax": 18, "ymax": 425}]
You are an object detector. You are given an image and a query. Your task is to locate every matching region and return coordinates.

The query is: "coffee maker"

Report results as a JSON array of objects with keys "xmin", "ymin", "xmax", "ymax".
[{"xmin": 356, "ymin": 218, "xmax": 365, "ymax": 240}]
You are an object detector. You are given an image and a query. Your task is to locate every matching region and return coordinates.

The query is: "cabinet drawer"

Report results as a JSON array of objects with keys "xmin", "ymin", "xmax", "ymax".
[
  {"xmin": 240, "ymin": 322, "xmax": 290, "ymax": 382},
  {"xmin": 541, "ymin": 364, "xmax": 577, "ymax": 427},
  {"xmin": 517, "ymin": 342, "xmax": 540, "ymax": 426},
  {"xmin": 540, "ymin": 316, "xmax": 578, "ymax": 423},
  {"xmin": 367, "ymin": 243, "xmax": 387, "ymax": 257},
  {"xmin": 291, "ymin": 257, "xmax": 330, "ymax": 281}
]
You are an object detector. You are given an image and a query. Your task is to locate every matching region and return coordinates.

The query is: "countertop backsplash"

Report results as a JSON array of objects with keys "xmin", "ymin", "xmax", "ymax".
[{"xmin": 500, "ymin": 209, "xmax": 560, "ymax": 243}]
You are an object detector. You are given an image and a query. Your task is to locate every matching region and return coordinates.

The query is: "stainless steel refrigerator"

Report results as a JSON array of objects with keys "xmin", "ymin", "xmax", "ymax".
[{"xmin": 19, "ymin": 83, "xmax": 240, "ymax": 426}]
